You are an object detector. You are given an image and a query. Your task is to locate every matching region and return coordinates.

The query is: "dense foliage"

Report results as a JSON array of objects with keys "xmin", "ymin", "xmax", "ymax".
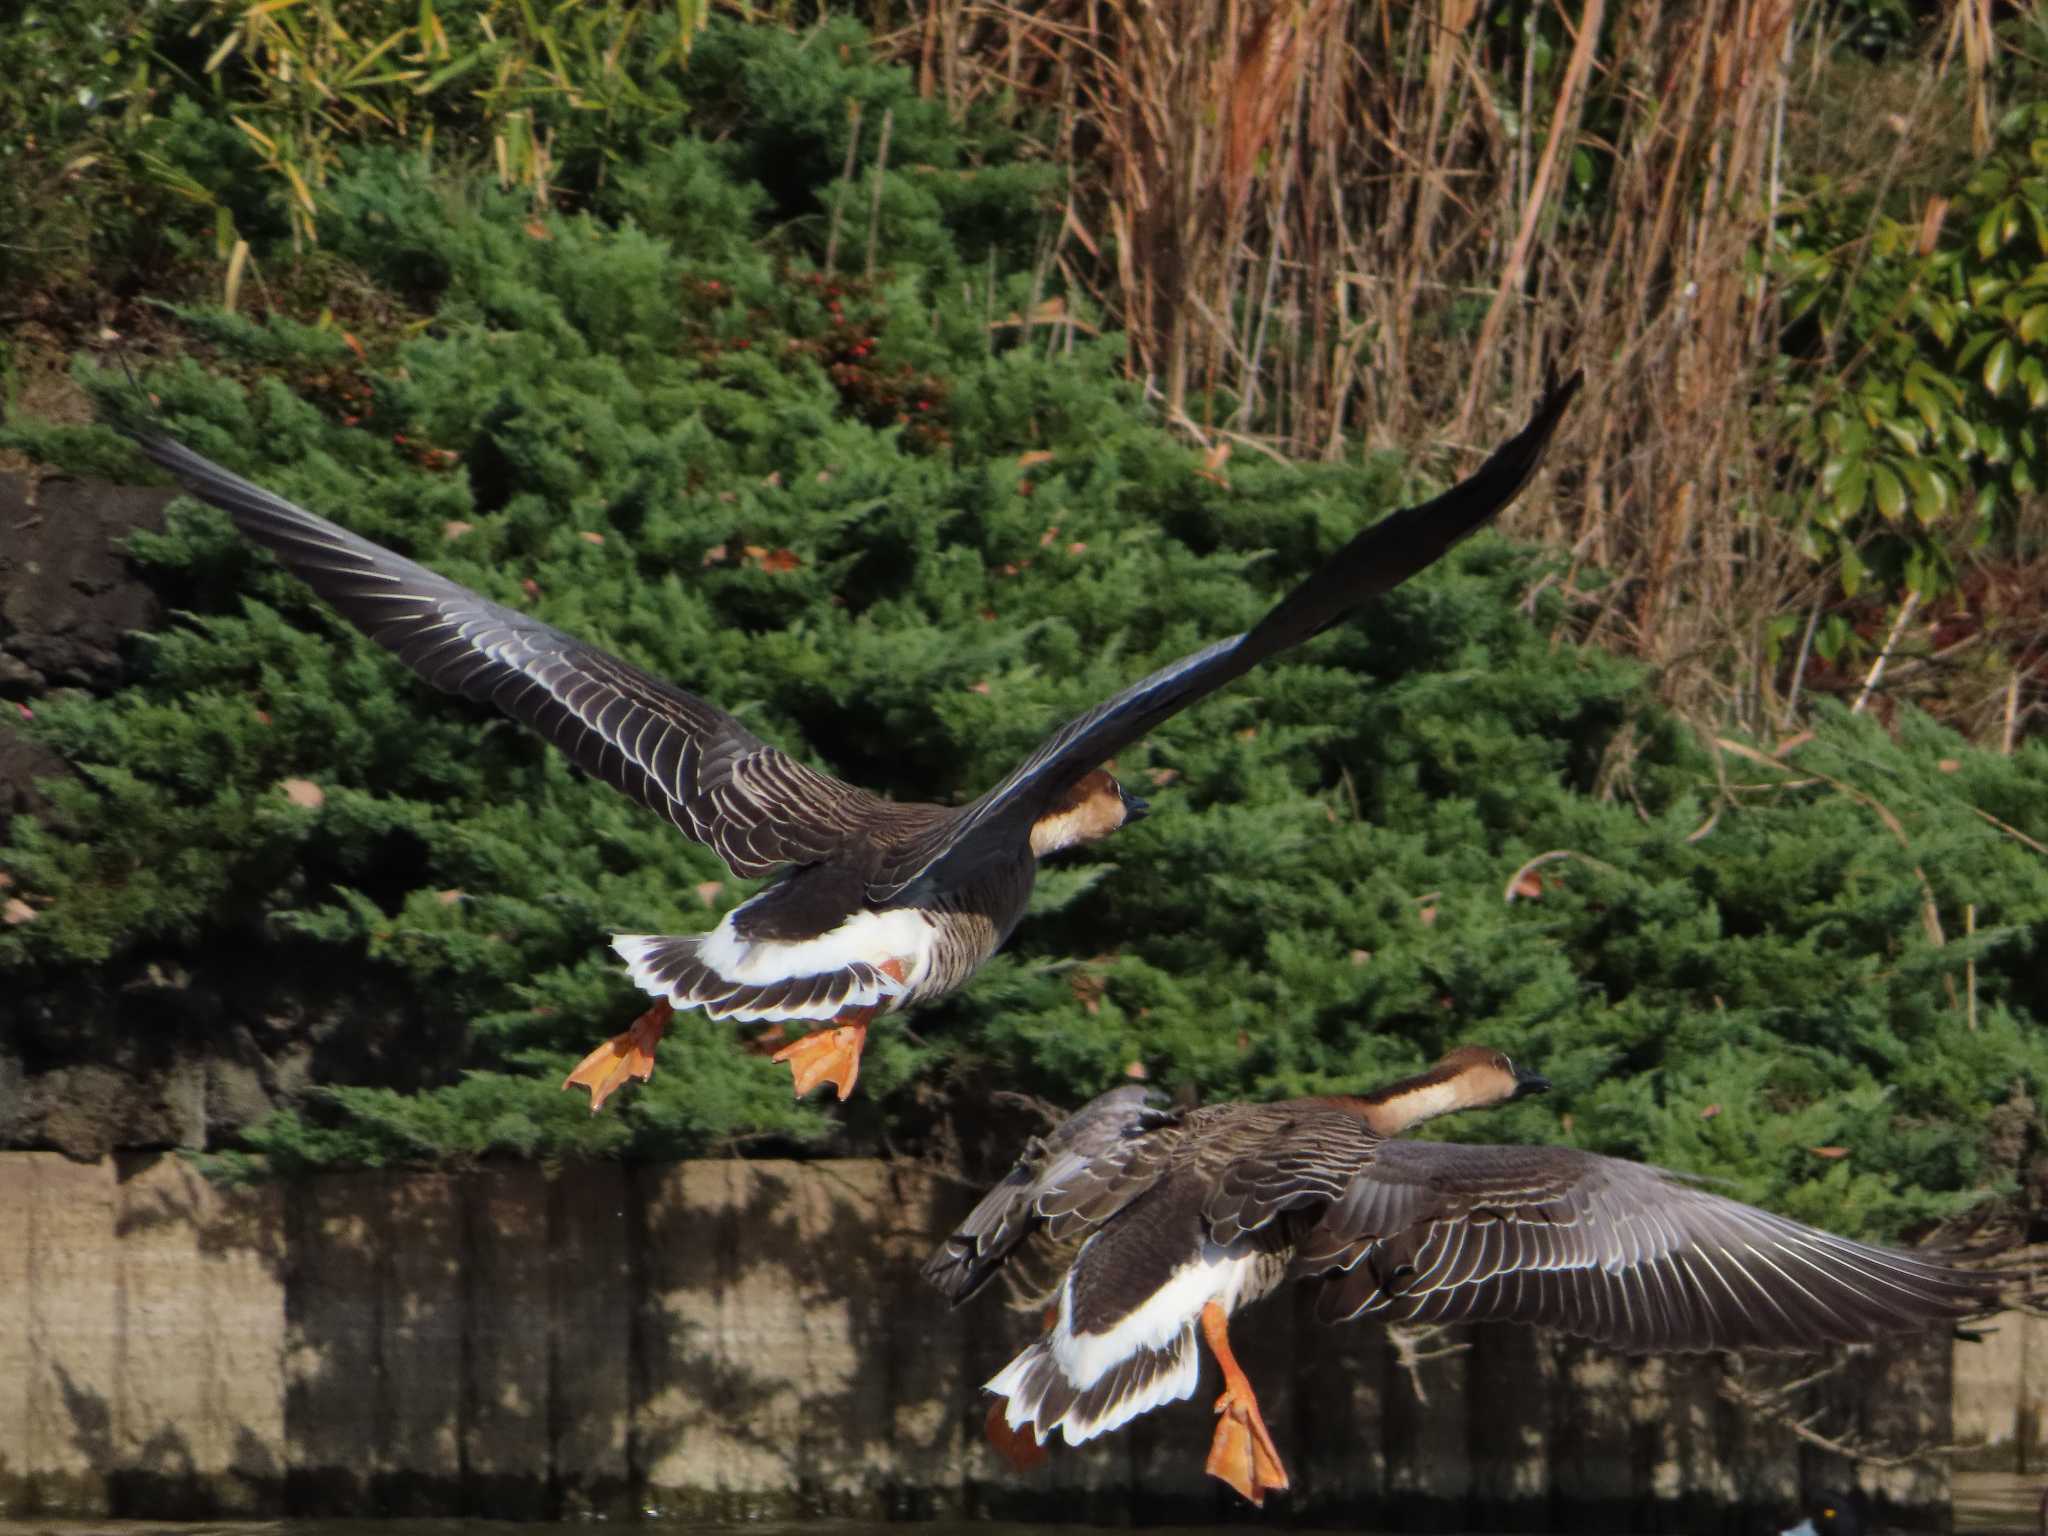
[
  {"xmin": 1774, "ymin": 92, "xmax": 2048, "ymax": 610},
  {"xmin": 1, "ymin": 14, "xmax": 2044, "ymax": 1243}
]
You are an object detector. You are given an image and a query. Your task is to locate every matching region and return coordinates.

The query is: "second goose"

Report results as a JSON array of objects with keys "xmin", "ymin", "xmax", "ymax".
[{"xmin": 924, "ymin": 1048, "xmax": 1996, "ymax": 1506}]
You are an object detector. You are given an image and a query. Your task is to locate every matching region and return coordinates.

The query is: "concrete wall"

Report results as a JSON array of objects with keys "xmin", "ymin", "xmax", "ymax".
[{"xmin": 0, "ymin": 1152, "xmax": 2020, "ymax": 1529}]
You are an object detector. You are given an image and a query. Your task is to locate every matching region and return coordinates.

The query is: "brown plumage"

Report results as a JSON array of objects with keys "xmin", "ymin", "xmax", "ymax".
[
  {"xmin": 118, "ymin": 375, "xmax": 1579, "ymax": 1107},
  {"xmin": 928, "ymin": 1048, "xmax": 1995, "ymax": 1505}
]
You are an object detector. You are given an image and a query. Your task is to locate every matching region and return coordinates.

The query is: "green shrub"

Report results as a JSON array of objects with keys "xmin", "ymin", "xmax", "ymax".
[{"xmin": 1, "ymin": 18, "xmax": 2042, "ymax": 1244}]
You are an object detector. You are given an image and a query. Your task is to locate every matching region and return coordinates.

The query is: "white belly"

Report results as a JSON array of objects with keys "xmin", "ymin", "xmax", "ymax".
[
  {"xmin": 696, "ymin": 902, "xmax": 938, "ymax": 996},
  {"xmin": 1052, "ymin": 1239, "xmax": 1265, "ymax": 1392}
]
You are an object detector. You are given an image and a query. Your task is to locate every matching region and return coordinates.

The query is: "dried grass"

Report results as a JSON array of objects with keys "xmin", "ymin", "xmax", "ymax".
[{"xmin": 870, "ymin": 0, "xmax": 2014, "ymax": 732}]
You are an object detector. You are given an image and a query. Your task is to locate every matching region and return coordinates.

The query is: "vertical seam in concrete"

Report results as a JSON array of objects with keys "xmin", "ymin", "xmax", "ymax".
[
  {"xmin": 545, "ymin": 1170, "xmax": 562, "ymax": 1516},
  {"xmin": 110, "ymin": 1154, "xmax": 131, "ymax": 1516},
  {"xmin": 622, "ymin": 1161, "xmax": 650, "ymax": 1511},
  {"xmin": 24, "ymin": 1156, "xmax": 40, "ymax": 1510},
  {"xmin": 458, "ymin": 1171, "xmax": 478, "ymax": 1507}
]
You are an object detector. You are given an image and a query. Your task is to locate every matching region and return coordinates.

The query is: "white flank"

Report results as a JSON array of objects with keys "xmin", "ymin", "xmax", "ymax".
[
  {"xmin": 610, "ymin": 902, "xmax": 934, "ymax": 1022},
  {"xmin": 1053, "ymin": 1239, "xmax": 1262, "ymax": 1390}
]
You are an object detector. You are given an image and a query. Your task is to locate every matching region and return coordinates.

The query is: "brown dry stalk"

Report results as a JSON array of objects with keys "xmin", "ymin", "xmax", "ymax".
[{"xmin": 871, "ymin": 0, "xmax": 2019, "ymax": 737}]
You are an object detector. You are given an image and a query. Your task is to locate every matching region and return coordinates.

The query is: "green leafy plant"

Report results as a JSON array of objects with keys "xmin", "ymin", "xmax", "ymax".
[{"xmin": 1772, "ymin": 97, "xmax": 2048, "ymax": 609}]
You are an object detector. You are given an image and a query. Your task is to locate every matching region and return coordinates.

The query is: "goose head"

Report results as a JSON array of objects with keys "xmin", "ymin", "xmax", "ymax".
[{"xmin": 1029, "ymin": 770, "xmax": 1147, "ymax": 857}]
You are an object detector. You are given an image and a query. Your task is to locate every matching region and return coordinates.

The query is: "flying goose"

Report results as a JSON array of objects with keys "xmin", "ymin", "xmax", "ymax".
[
  {"xmin": 924, "ymin": 1048, "xmax": 1995, "ymax": 1506},
  {"xmin": 118, "ymin": 374, "xmax": 1578, "ymax": 1109}
]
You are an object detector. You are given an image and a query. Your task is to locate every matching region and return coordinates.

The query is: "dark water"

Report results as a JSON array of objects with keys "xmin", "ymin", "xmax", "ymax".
[{"xmin": 3, "ymin": 1480, "xmax": 2041, "ymax": 1536}]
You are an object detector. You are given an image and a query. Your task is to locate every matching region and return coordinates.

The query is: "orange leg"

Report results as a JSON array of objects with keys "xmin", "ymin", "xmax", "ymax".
[
  {"xmin": 1200, "ymin": 1300, "xmax": 1290, "ymax": 1506},
  {"xmin": 983, "ymin": 1398, "xmax": 1050, "ymax": 1472},
  {"xmin": 768, "ymin": 958, "xmax": 910, "ymax": 1102},
  {"xmin": 562, "ymin": 999, "xmax": 672, "ymax": 1113}
]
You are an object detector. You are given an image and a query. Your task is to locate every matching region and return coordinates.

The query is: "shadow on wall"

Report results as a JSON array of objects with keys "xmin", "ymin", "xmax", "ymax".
[{"xmin": 0, "ymin": 1149, "xmax": 1996, "ymax": 1530}]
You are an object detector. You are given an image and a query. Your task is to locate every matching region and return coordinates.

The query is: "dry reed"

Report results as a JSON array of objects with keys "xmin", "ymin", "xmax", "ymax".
[{"xmin": 866, "ymin": 0, "xmax": 2019, "ymax": 734}]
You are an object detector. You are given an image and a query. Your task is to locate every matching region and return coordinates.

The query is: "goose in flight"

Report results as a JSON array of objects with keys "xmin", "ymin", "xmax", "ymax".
[
  {"xmin": 119, "ymin": 374, "xmax": 1578, "ymax": 1108},
  {"xmin": 924, "ymin": 1048, "xmax": 1995, "ymax": 1506}
]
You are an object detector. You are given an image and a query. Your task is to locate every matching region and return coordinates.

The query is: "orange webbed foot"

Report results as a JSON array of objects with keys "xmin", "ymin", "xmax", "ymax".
[
  {"xmin": 768, "ymin": 959, "xmax": 909, "ymax": 1102},
  {"xmin": 563, "ymin": 999, "xmax": 672, "ymax": 1112},
  {"xmin": 1205, "ymin": 1389, "xmax": 1290, "ymax": 1506},
  {"xmin": 771, "ymin": 1020, "xmax": 868, "ymax": 1101},
  {"xmin": 984, "ymin": 1398, "xmax": 1049, "ymax": 1472},
  {"xmin": 1200, "ymin": 1299, "xmax": 1289, "ymax": 1506}
]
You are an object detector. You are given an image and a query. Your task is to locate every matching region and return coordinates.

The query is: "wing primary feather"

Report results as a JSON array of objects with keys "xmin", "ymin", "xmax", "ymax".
[{"xmin": 121, "ymin": 426, "xmax": 887, "ymax": 878}]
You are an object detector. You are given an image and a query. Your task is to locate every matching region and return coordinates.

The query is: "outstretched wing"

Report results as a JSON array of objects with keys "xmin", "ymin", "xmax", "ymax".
[
  {"xmin": 125, "ymin": 431, "xmax": 888, "ymax": 879},
  {"xmin": 869, "ymin": 371, "xmax": 1583, "ymax": 899},
  {"xmin": 923, "ymin": 1084, "xmax": 1179, "ymax": 1306},
  {"xmin": 1300, "ymin": 1142, "xmax": 1996, "ymax": 1353}
]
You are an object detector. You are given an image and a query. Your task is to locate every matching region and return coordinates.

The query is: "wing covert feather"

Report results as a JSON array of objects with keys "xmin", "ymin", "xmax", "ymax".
[{"xmin": 922, "ymin": 1085, "xmax": 1179, "ymax": 1306}]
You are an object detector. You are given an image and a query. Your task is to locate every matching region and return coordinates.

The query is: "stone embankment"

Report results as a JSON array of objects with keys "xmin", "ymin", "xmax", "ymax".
[{"xmin": 1, "ymin": 1151, "xmax": 2036, "ymax": 1529}]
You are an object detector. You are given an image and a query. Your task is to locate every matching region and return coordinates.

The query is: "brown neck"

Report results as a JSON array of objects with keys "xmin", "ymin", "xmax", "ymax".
[{"xmin": 1325, "ymin": 1066, "xmax": 1473, "ymax": 1136}]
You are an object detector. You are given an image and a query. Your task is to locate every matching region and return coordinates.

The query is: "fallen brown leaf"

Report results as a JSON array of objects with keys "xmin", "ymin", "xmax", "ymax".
[
  {"xmin": 443, "ymin": 520, "xmax": 474, "ymax": 540},
  {"xmin": 1700, "ymin": 1103, "xmax": 1721, "ymax": 1119},
  {"xmin": 758, "ymin": 548, "xmax": 801, "ymax": 574},
  {"xmin": 3, "ymin": 897, "xmax": 36, "ymax": 925},
  {"xmin": 435, "ymin": 889, "xmax": 464, "ymax": 906},
  {"xmin": 579, "ymin": 530, "xmax": 605, "ymax": 546},
  {"xmin": 1809, "ymin": 1146, "xmax": 1850, "ymax": 1159},
  {"xmin": 1123, "ymin": 1060, "xmax": 1149, "ymax": 1081},
  {"xmin": 1018, "ymin": 450, "xmax": 1055, "ymax": 469},
  {"xmin": 694, "ymin": 880, "xmax": 724, "ymax": 908},
  {"xmin": 1069, "ymin": 969, "xmax": 1105, "ymax": 1016},
  {"xmin": 280, "ymin": 778, "xmax": 325, "ymax": 809}
]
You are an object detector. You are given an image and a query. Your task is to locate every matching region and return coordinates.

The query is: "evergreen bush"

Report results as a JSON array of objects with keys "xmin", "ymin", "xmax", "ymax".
[{"xmin": 1, "ymin": 18, "xmax": 2042, "ymax": 1243}]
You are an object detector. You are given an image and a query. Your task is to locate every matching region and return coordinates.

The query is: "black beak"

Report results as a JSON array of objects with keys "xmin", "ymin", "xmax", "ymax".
[
  {"xmin": 1513, "ymin": 1067, "xmax": 1552, "ymax": 1099},
  {"xmin": 1121, "ymin": 788, "xmax": 1150, "ymax": 823}
]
